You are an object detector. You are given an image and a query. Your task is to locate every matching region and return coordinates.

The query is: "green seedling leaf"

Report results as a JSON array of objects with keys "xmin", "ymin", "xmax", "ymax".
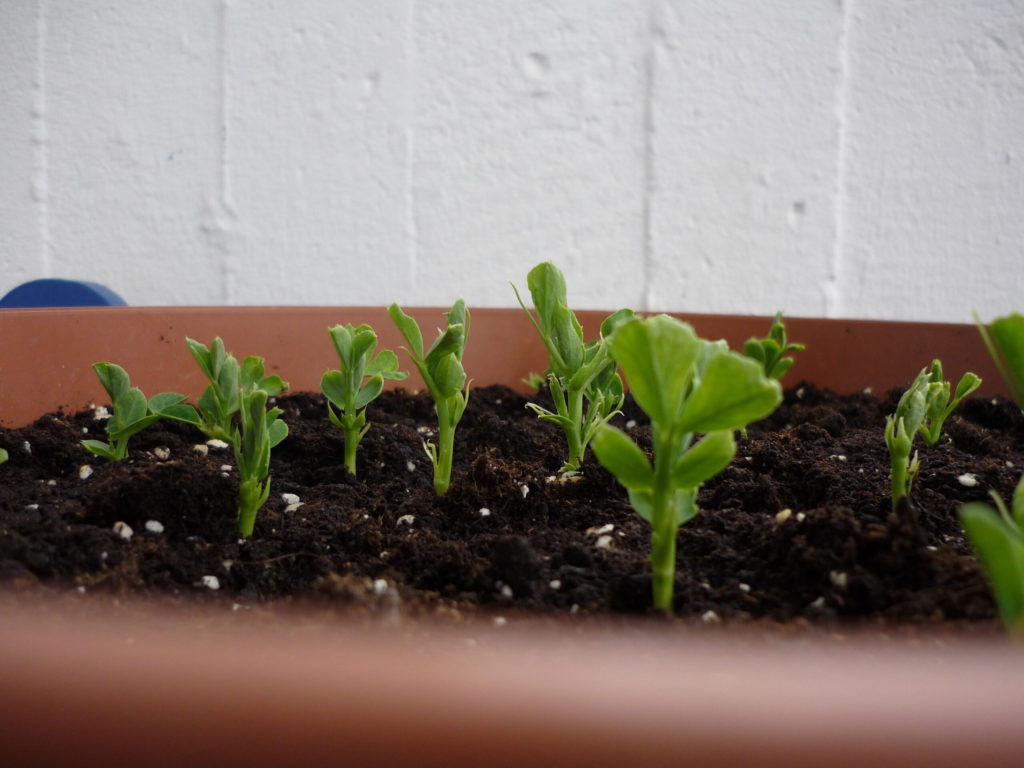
[
  {"xmin": 388, "ymin": 303, "xmax": 425, "ymax": 359},
  {"xmin": 979, "ymin": 312, "xmax": 1024, "ymax": 409},
  {"xmin": 592, "ymin": 424, "xmax": 653, "ymax": 491},
  {"xmin": 960, "ymin": 502, "xmax": 1024, "ymax": 635},
  {"xmin": 677, "ymin": 352, "xmax": 782, "ymax": 434},
  {"xmin": 610, "ymin": 315, "xmax": 700, "ymax": 427},
  {"xmin": 671, "ymin": 430, "xmax": 736, "ymax": 489},
  {"xmin": 0, "ymin": 448, "xmax": 8, "ymax": 465}
]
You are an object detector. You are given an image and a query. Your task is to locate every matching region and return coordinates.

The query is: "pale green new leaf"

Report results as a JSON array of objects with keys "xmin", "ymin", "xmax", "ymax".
[
  {"xmin": 388, "ymin": 303, "xmax": 424, "ymax": 359},
  {"xmin": 671, "ymin": 430, "xmax": 736, "ymax": 489},
  {"xmin": 354, "ymin": 375, "xmax": 385, "ymax": 410},
  {"xmin": 677, "ymin": 352, "xmax": 782, "ymax": 433},
  {"xmin": 960, "ymin": 503, "xmax": 1024, "ymax": 634},
  {"xmin": 592, "ymin": 424, "xmax": 653, "ymax": 491},
  {"xmin": 610, "ymin": 315, "xmax": 701, "ymax": 426}
]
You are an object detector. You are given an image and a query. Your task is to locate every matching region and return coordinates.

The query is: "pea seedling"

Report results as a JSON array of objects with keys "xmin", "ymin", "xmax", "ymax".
[
  {"xmin": 885, "ymin": 359, "xmax": 979, "ymax": 510},
  {"xmin": 389, "ymin": 300, "xmax": 470, "ymax": 495},
  {"xmin": 82, "ymin": 362, "xmax": 199, "ymax": 460},
  {"xmin": 321, "ymin": 323, "xmax": 407, "ymax": 475},
  {"xmin": 186, "ymin": 337, "xmax": 287, "ymax": 443},
  {"xmin": 743, "ymin": 311, "xmax": 805, "ymax": 380},
  {"xmin": 0, "ymin": 448, "xmax": 8, "ymax": 465},
  {"xmin": 960, "ymin": 312, "xmax": 1024, "ymax": 635},
  {"xmin": 592, "ymin": 315, "xmax": 782, "ymax": 613},
  {"xmin": 512, "ymin": 261, "xmax": 634, "ymax": 472},
  {"xmin": 186, "ymin": 338, "xmax": 289, "ymax": 536},
  {"xmin": 234, "ymin": 387, "xmax": 288, "ymax": 538}
]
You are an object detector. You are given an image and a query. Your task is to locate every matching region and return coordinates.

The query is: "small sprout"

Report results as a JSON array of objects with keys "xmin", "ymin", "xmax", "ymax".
[
  {"xmin": 742, "ymin": 311, "xmax": 805, "ymax": 380},
  {"xmin": 389, "ymin": 300, "xmax": 471, "ymax": 495},
  {"xmin": 397, "ymin": 514, "xmax": 415, "ymax": 526},
  {"xmin": 321, "ymin": 323, "xmax": 407, "ymax": 475},
  {"xmin": 885, "ymin": 360, "xmax": 979, "ymax": 510},
  {"xmin": 915, "ymin": 360, "xmax": 981, "ymax": 446},
  {"xmin": 513, "ymin": 261, "xmax": 634, "ymax": 472},
  {"xmin": 592, "ymin": 315, "xmax": 781, "ymax": 613},
  {"xmin": 82, "ymin": 362, "xmax": 199, "ymax": 461},
  {"xmin": 112, "ymin": 521, "xmax": 133, "ymax": 540},
  {"xmin": 78, "ymin": 465, "xmax": 93, "ymax": 480},
  {"xmin": 233, "ymin": 387, "xmax": 288, "ymax": 538},
  {"xmin": 0, "ymin": 448, "xmax": 10, "ymax": 465},
  {"xmin": 522, "ymin": 371, "xmax": 546, "ymax": 391}
]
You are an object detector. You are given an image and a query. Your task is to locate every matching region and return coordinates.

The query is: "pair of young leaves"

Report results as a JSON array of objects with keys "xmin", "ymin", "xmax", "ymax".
[
  {"xmin": 593, "ymin": 316, "xmax": 782, "ymax": 523},
  {"xmin": 82, "ymin": 362, "xmax": 198, "ymax": 461},
  {"xmin": 321, "ymin": 324, "xmax": 407, "ymax": 475}
]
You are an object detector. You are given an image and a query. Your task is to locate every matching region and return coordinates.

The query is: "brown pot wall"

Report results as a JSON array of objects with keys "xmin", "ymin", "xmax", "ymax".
[
  {"xmin": 0, "ymin": 306, "xmax": 1007, "ymax": 427},
  {"xmin": 0, "ymin": 306, "xmax": 1020, "ymax": 767}
]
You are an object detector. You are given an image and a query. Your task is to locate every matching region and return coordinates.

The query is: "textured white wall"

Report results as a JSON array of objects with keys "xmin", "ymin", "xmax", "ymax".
[{"xmin": 2, "ymin": 0, "xmax": 1022, "ymax": 321}]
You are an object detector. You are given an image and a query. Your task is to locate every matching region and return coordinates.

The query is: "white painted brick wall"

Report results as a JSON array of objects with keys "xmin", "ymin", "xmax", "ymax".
[{"xmin": 2, "ymin": 0, "xmax": 1022, "ymax": 321}]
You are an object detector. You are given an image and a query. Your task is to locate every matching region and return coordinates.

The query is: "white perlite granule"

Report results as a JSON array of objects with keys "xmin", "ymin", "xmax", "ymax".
[
  {"xmin": 78, "ymin": 465, "xmax": 93, "ymax": 480},
  {"xmin": 113, "ymin": 521, "xmax": 133, "ymax": 541},
  {"xmin": 144, "ymin": 520, "xmax": 165, "ymax": 534},
  {"xmin": 206, "ymin": 439, "xmax": 229, "ymax": 449},
  {"xmin": 397, "ymin": 514, "xmax": 415, "ymax": 526},
  {"xmin": 153, "ymin": 447, "xmax": 171, "ymax": 460},
  {"xmin": 957, "ymin": 473, "xmax": 978, "ymax": 488},
  {"xmin": 200, "ymin": 575, "xmax": 220, "ymax": 591},
  {"xmin": 281, "ymin": 493, "xmax": 300, "ymax": 505}
]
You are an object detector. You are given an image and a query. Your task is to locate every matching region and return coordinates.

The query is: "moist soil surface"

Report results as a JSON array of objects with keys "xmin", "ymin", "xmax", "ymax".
[{"xmin": 2, "ymin": 383, "xmax": 1022, "ymax": 633}]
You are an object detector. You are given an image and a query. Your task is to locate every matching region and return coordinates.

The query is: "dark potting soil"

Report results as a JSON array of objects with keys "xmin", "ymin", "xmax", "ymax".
[{"xmin": 1, "ymin": 383, "xmax": 1022, "ymax": 632}]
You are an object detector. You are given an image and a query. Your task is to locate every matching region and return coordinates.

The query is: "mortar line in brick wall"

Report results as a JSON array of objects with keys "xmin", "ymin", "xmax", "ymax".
[
  {"xmin": 33, "ymin": 0, "xmax": 50, "ymax": 278},
  {"xmin": 826, "ymin": 0, "xmax": 853, "ymax": 319}
]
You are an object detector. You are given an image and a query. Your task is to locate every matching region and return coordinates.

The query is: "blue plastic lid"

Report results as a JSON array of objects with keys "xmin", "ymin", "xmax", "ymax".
[{"xmin": 0, "ymin": 279, "xmax": 127, "ymax": 308}]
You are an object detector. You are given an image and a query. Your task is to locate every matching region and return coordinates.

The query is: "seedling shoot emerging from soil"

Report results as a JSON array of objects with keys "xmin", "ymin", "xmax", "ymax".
[
  {"xmin": 592, "ymin": 315, "xmax": 782, "ymax": 614},
  {"xmin": 321, "ymin": 323, "xmax": 407, "ymax": 475},
  {"xmin": 742, "ymin": 311, "xmax": 805, "ymax": 380},
  {"xmin": 186, "ymin": 337, "xmax": 289, "ymax": 536},
  {"xmin": 513, "ymin": 261, "xmax": 634, "ymax": 472},
  {"xmin": 389, "ymin": 300, "xmax": 471, "ymax": 495},
  {"xmin": 82, "ymin": 362, "xmax": 198, "ymax": 460}
]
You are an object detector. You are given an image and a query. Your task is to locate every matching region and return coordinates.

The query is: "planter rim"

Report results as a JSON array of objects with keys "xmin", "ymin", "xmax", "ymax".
[{"xmin": 0, "ymin": 305, "xmax": 1006, "ymax": 428}]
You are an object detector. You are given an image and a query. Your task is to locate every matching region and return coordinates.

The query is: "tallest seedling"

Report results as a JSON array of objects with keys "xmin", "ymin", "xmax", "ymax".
[
  {"xmin": 513, "ymin": 261, "xmax": 634, "ymax": 472},
  {"xmin": 592, "ymin": 315, "xmax": 782, "ymax": 613}
]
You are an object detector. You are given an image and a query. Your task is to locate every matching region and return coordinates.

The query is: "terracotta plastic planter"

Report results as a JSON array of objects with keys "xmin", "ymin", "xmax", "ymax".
[{"xmin": 0, "ymin": 306, "xmax": 1021, "ymax": 767}]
